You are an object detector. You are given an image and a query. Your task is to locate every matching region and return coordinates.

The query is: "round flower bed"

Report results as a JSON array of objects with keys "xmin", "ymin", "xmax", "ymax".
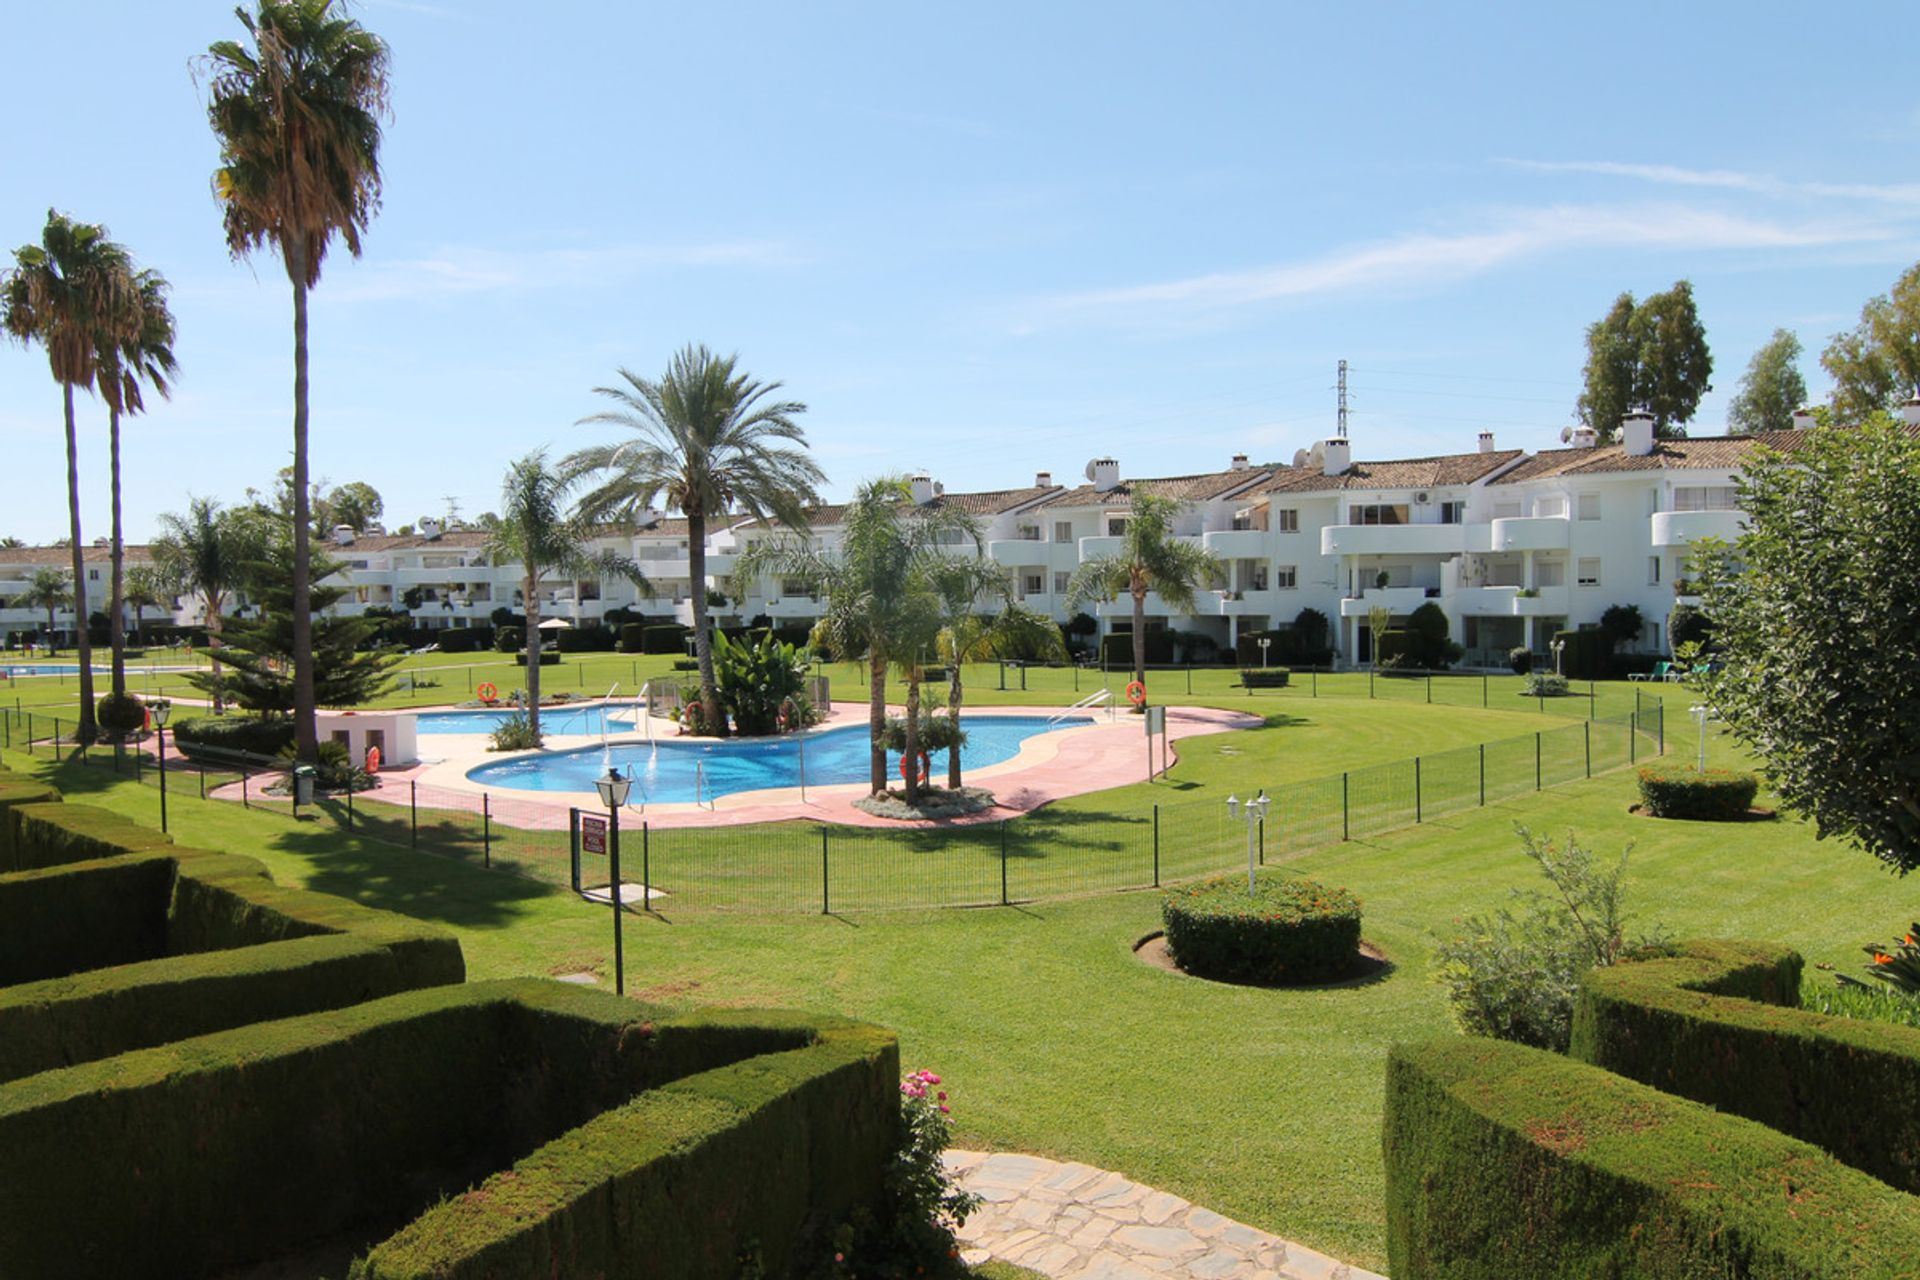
[
  {"xmin": 1161, "ymin": 872, "xmax": 1362, "ymax": 985},
  {"xmin": 1635, "ymin": 764, "xmax": 1760, "ymax": 821}
]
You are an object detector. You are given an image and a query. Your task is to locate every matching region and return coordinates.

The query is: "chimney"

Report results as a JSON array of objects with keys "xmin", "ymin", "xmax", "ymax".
[
  {"xmin": 1477, "ymin": 431, "xmax": 1496, "ymax": 454},
  {"xmin": 909, "ymin": 473, "xmax": 935, "ymax": 505},
  {"xmin": 1904, "ymin": 391, "xmax": 1920, "ymax": 427},
  {"xmin": 1791, "ymin": 407, "xmax": 1818, "ymax": 432},
  {"xmin": 1035, "ymin": 471, "xmax": 1052, "ymax": 488},
  {"xmin": 1086, "ymin": 457, "xmax": 1121, "ymax": 492},
  {"xmin": 1569, "ymin": 426, "xmax": 1599, "ymax": 450},
  {"xmin": 1320, "ymin": 437, "xmax": 1351, "ymax": 476},
  {"xmin": 1230, "ymin": 453, "xmax": 1249, "ymax": 471},
  {"xmin": 420, "ymin": 517, "xmax": 442, "ymax": 541},
  {"xmin": 332, "ymin": 524, "xmax": 356, "ymax": 546},
  {"xmin": 1621, "ymin": 410, "xmax": 1657, "ymax": 457}
]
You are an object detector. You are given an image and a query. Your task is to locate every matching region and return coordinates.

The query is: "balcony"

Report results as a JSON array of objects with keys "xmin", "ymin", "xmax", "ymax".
[
  {"xmin": 987, "ymin": 538, "xmax": 1048, "ymax": 567},
  {"xmin": 1511, "ymin": 586, "xmax": 1570, "ymax": 617},
  {"xmin": 1337, "ymin": 586, "xmax": 1436, "ymax": 618},
  {"xmin": 701, "ymin": 552, "xmax": 737, "ymax": 576},
  {"xmin": 1488, "ymin": 516, "xmax": 1569, "ymax": 552},
  {"xmin": 1213, "ymin": 589, "xmax": 1275, "ymax": 616},
  {"xmin": 1200, "ymin": 529, "xmax": 1270, "ymax": 557},
  {"xmin": 1449, "ymin": 586, "xmax": 1522, "ymax": 616},
  {"xmin": 1320, "ymin": 523, "xmax": 1466, "ymax": 557},
  {"xmin": 1651, "ymin": 509, "xmax": 1745, "ymax": 548},
  {"xmin": 1077, "ymin": 535, "xmax": 1126, "ymax": 561}
]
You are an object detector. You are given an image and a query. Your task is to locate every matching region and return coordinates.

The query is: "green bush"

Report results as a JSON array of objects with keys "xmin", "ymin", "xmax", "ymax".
[
  {"xmin": 618, "ymin": 621, "xmax": 646, "ymax": 653},
  {"xmin": 643, "ymin": 623, "xmax": 690, "ymax": 654},
  {"xmin": 1100, "ymin": 629, "xmax": 1173, "ymax": 667},
  {"xmin": 0, "ymin": 980, "xmax": 895, "ymax": 1280},
  {"xmin": 170, "ymin": 714, "xmax": 296, "ymax": 764},
  {"xmin": 1384, "ymin": 1034, "xmax": 1920, "ymax": 1278},
  {"xmin": 0, "ymin": 778, "xmax": 61, "ymax": 869},
  {"xmin": 1571, "ymin": 939, "xmax": 1920, "ymax": 1197},
  {"xmin": 436, "ymin": 625, "xmax": 492, "ymax": 654},
  {"xmin": 1635, "ymin": 764, "xmax": 1759, "ymax": 820},
  {"xmin": 1507, "ymin": 645, "xmax": 1532, "ymax": 675},
  {"xmin": 513, "ymin": 650, "xmax": 561, "ymax": 666},
  {"xmin": 1551, "ymin": 627, "xmax": 1611, "ymax": 680},
  {"xmin": 1161, "ymin": 871, "xmax": 1360, "ymax": 984},
  {"xmin": 0, "ymin": 854, "xmax": 173, "ymax": 987},
  {"xmin": 496, "ymin": 625, "xmax": 524, "ymax": 653},
  {"xmin": 5, "ymin": 801, "xmax": 174, "ymax": 872},
  {"xmin": 95, "ymin": 691, "xmax": 146, "ymax": 739},
  {"xmin": 1524, "ymin": 671, "xmax": 1569, "ymax": 697},
  {"xmin": 489, "ymin": 710, "xmax": 541, "ymax": 751},
  {"xmin": 1239, "ymin": 667, "xmax": 1290, "ymax": 688}
]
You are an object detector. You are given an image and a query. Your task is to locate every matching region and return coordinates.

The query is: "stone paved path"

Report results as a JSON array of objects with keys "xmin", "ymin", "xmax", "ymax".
[{"xmin": 945, "ymin": 1151, "xmax": 1387, "ymax": 1280}]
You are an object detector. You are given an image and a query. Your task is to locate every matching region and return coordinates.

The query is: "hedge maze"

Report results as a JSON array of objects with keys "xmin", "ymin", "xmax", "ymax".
[
  {"xmin": 0, "ymin": 765, "xmax": 899, "ymax": 1279},
  {"xmin": 1386, "ymin": 939, "xmax": 1920, "ymax": 1277}
]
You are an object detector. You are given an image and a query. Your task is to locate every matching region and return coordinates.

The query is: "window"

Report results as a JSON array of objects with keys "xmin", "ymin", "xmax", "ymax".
[
  {"xmin": 1244, "ymin": 561, "xmax": 1269, "ymax": 592},
  {"xmin": 1053, "ymin": 571, "xmax": 1070, "ymax": 595},
  {"xmin": 87, "ymin": 569, "xmax": 100, "ymax": 581},
  {"xmin": 1016, "ymin": 524, "xmax": 1041, "ymax": 541},
  {"xmin": 1275, "ymin": 565, "xmax": 1297, "ymax": 590},
  {"xmin": 1536, "ymin": 495, "xmax": 1566, "ymax": 519},
  {"xmin": 1439, "ymin": 500, "xmax": 1465, "ymax": 525},
  {"xmin": 780, "ymin": 578, "xmax": 811, "ymax": 598},
  {"xmin": 1648, "ymin": 622, "xmax": 1662, "ymax": 652},
  {"xmin": 1576, "ymin": 558, "xmax": 1601, "ymax": 587},
  {"xmin": 1276, "ymin": 508, "xmax": 1300, "ymax": 533},
  {"xmin": 1022, "ymin": 573, "xmax": 1044, "ymax": 598},
  {"xmin": 1106, "ymin": 516, "xmax": 1128, "ymax": 536},
  {"xmin": 1348, "ymin": 504, "xmax": 1409, "ymax": 526},
  {"xmin": 1536, "ymin": 559, "xmax": 1566, "ymax": 588},
  {"xmin": 1648, "ymin": 555, "xmax": 1662, "ymax": 585},
  {"xmin": 1577, "ymin": 493, "xmax": 1601, "ymax": 521},
  {"xmin": 1054, "ymin": 521, "xmax": 1073, "ymax": 543},
  {"xmin": 1673, "ymin": 485, "xmax": 1739, "ymax": 512}
]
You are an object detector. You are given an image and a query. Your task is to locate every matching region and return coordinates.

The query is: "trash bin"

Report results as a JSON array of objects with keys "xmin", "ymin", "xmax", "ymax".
[{"xmin": 293, "ymin": 765, "xmax": 317, "ymax": 807}]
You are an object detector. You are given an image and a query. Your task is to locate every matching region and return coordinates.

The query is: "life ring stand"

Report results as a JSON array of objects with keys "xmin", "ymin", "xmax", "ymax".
[
  {"xmin": 476, "ymin": 682, "xmax": 499, "ymax": 704},
  {"xmin": 899, "ymin": 749, "xmax": 932, "ymax": 787},
  {"xmin": 1126, "ymin": 680, "xmax": 1147, "ymax": 706},
  {"xmin": 682, "ymin": 700, "xmax": 706, "ymax": 734},
  {"xmin": 365, "ymin": 745, "xmax": 382, "ymax": 774}
]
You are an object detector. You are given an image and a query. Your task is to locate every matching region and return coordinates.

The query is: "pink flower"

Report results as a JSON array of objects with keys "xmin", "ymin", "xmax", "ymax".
[{"xmin": 939, "ymin": 1104, "xmax": 950, "ymax": 1113}]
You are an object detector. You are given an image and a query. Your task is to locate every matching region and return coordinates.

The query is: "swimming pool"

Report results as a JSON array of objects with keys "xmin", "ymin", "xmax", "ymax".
[
  {"xmin": 417, "ymin": 706, "xmax": 639, "ymax": 736},
  {"xmin": 2, "ymin": 665, "xmax": 86, "ymax": 677},
  {"xmin": 466, "ymin": 714, "xmax": 1094, "ymax": 804}
]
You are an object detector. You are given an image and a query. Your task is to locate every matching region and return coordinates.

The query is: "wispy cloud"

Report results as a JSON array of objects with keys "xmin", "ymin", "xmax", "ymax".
[
  {"xmin": 1498, "ymin": 159, "xmax": 1920, "ymax": 205},
  {"xmin": 1026, "ymin": 204, "xmax": 1894, "ymax": 327},
  {"xmin": 324, "ymin": 239, "xmax": 807, "ymax": 304}
]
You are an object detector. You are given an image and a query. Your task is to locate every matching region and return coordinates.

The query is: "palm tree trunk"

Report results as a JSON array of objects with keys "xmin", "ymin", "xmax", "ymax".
[
  {"xmin": 1132, "ymin": 584, "xmax": 1148, "ymax": 712},
  {"xmin": 904, "ymin": 674, "xmax": 922, "ymax": 806},
  {"xmin": 524, "ymin": 573, "xmax": 542, "ymax": 742},
  {"xmin": 868, "ymin": 655, "xmax": 887, "ymax": 795},
  {"xmin": 947, "ymin": 671, "xmax": 963, "ymax": 790},
  {"xmin": 206, "ymin": 590, "xmax": 226, "ymax": 715},
  {"xmin": 63, "ymin": 383, "xmax": 96, "ymax": 744},
  {"xmin": 108, "ymin": 403, "xmax": 127, "ymax": 702},
  {"xmin": 687, "ymin": 512, "xmax": 723, "ymax": 736},
  {"xmin": 289, "ymin": 262, "xmax": 318, "ymax": 763}
]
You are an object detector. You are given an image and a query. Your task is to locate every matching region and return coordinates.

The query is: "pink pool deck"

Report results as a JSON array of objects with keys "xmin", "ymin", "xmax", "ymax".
[{"xmin": 356, "ymin": 701, "xmax": 1261, "ymax": 831}]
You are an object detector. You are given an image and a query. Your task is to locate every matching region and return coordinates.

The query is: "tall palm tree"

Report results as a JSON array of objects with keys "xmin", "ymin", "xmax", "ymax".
[
  {"xmin": 154, "ymin": 498, "xmax": 262, "ymax": 714},
  {"xmin": 567, "ymin": 345, "xmax": 824, "ymax": 737},
  {"xmin": 482, "ymin": 451, "xmax": 650, "ymax": 744},
  {"xmin": 202, "ymin": 0, "xmax": 390, "ymax": 763},
  {"xmin": 933, "ymin": 562, "xmax": 1065, "ymax": 790},
  {"xmin": 18, "ymin": 568, "xmax": 73, "ymax": 649},
  {"xmin": 94, "ymin": 267, "xmax": 178, "ymax": 706},
  {"xmin": 124, "ymin": 564, "xmax": 169, "ymax": 645},
  {"xmin": 1066, "ymin": 491, "xmax": 1222, "ymax": 711},
  {"xmin": 741, "ymin": 477, "xmax": 979, "ymax": 801},
  {"xmin": 3, "ymin": 210, "xmax": 141, "ymax": 742}
]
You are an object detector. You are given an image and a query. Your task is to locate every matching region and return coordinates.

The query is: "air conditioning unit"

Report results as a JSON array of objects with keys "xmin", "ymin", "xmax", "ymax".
[{"xmin": 1414, "ymin": 492, "xmax": 1431, "ymax": 505}]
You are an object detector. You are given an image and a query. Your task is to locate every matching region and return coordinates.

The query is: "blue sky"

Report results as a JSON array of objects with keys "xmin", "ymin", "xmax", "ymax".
[{"xmin": 4, "ymin": 1, "xmax": 1917, "ymax": 542}]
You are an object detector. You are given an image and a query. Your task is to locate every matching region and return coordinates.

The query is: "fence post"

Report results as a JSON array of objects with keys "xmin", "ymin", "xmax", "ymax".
[
  {"xmin": 482, "ymin": 793, "xmax": 491, "ymax": 868},
  {"xmin": 198, "ymin": 765, "xmax": 206, "ymax": 800},
  {"xmin": 820, "ymin": 827, "xmax": 830, "ymax": 915},
  {"xmin": 410, "ymin": 781, "xmax": 418, "ymax": 850},
  {"xmin": 1658, "ymin": 702, "xmax": 1665, "ymax": 755},
  {"xmin": 1000, "ymin": 820, "xmax": 1009, "ymax": 905},
  {"xmin": 1186, "ymin": 668, "xmax": 1192, "ymax": 696},
  {"xmin": 1584, "ymin": 720, "xmax": 1592, "ymax": 778},
  {"xmin": 242, "ymin": 769, "xmax": 249, "ymax": 809},
  {"xmin": 1535, "ymin": 732, "xmax": 1542, "ymax": 790},
  {"xmin": 1415, "ymin": 757, "xmax": 1423, "ymax": 823},
  {"xmin": 1479, "ymin": 742, "xmax": 1486, "ymax": 806},
  {"xmin": 1152, "ymin": 805, "xmax": 1160, "ymax": 887},
  {"xmin": 346, "ymin": 783, "xmax": 354, "ymax": 832},
  {"xmin": 1630, "ymin": 710, "xmax": 1637, "ymax": 764},
  {"xmin": 1342, "ymin": 772, "xmax": 1350, "ymax": 841},
  {"xmin": 1589, "ymin": 679, "xmax": 1596, "ymax": 717},
  {"xmin": 1369, "ymin": 667, "xmax": 1375, "ymax": 699},
  {"xmin": 1311, "ymin": 669, "xmax": 1317, "ymax": 697},
  {"xmin": 569, "ymin": 807, "xmax": 581, "ymax": 892},
  {"xmin": 1482, "ymin": 673, "xmax": 1488, "ymax": 708},
  {"xmin": 1426, "ymin": 673, "xmax": 1432, "ymax": 704},
  {"xmin": 641, "ymin": 821, "xmax": 650, "ymax": 908},
  {"xmin": 25, "ymin": 713, "xmax": 31, "ymax": 755}
]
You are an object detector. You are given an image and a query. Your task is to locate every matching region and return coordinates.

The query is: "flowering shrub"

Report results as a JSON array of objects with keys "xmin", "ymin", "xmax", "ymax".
[
  {"xmin": 1837, "ymin": 922, "xmax": 1920, "ymax": 998},
  {"xmin": 812, "ymin": 1069, "xmax": 982, "ymax": 1279},
  {"xmin": 1161, "ymin": 872, "xmax": 1362, "ymax": 984}
]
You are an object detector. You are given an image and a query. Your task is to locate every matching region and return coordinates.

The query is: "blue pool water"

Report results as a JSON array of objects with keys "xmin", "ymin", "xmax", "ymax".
[
  {"xmin": 2, "ymin": 665, "xmax": 85, "ymax": 677},
  {"xmin": 417, "ymin": 706, "xmax": 639, "ymax": 736},
  {"xmin": 466, "ymin": 714, "xmax": 1094, "ymax": 803}
]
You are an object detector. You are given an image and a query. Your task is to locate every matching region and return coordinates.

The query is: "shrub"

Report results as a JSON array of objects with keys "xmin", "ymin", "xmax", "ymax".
[
  {"xmin": 1240, "ymin": 667, "xmax": 1290, "ymax": 688},
  {"xmin": 1406, "ymin": 601, "xmax": 1463, "ymax": 669},
  {"xmin": 1099, "ymin": 629, "xmax": 1172, "ymax": 667},
  {"xmin": 0, "ymin": 779, "xmax": 62, "ymax": 868},
  {"xmin": 1433, "ymin": 828, "xmax": 1665, "ymax": 1052},
  {"xmin": 1598, "ymin": 602, "xmax": 1644, "ymax": 650},
  {"xmin": 1551, "ymin": 627, "xmax": 1611, "ymax": 680},
  {"xmin": 489, "ymin": 710, "xmax": 541, "ymax": 752},
  {"xmin": 1524, "ymin": 671, "xmax": 1568, "ymax": 697},
  {"xmin": 1808, "ymin": 974, "xmax": 1920, "ymax": 1029},
  {"xmin": 436, "ymin": 625, "xmax": 492, "ymax": 654},
  {"xmin": 643, "ymin": 623, "xmax": 690, "ymax": 654},
  {"xmin": 1635, "ymin": 764, "xmax": 1758, "ymax": 820},
  {"xmin": 278, "ymin": 740, "xmax": 368, "ymax": 792},
  {"xmin": 513, "ymin": 651, "xmax": 560, "ymax": 666},
  {"xmin": 1161, "ymin": 871, "xmax": 1361, "ymax": 985},
  {"xmin": 1507, "ymin": 646, "xmax": 1532, "ymax": 675},
  {"xmin": 555, "ymin": 623, "xmax": 614, "ymax": 653},
  {"xmin": 618, "ymin": 622, "xmax": 646, "ymax": 653},
  {"xmin": 495, "ymin": 625, "xmax": 523, "ymax": 653},
  {"xmin": 96, "ymin": 692, "xmax": 146, "ymax": 739},
  {"xmin": 1668, "ymin": 601, "xmax": 1710, "ymax": 652},
  {"xmin": 6, "ymin": 801, "xmax": 176, "ymax": 873},
  {"xmin": 170, "ymin": 715, "xmax": 297, "ymax": 764},
  {"xmin": 1838, "ymin": 921, "xmax": 1920, "ymax": 997}
]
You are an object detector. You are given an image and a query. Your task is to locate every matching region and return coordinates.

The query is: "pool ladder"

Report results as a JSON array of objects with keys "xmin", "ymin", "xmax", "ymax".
[
  {"xmin": 1050, "ymin": 688, "xmax": 1113, "ymax": 725},
  {"xmin": 693, "ymin": 759, "xmax": 715, "ymax": 810}
]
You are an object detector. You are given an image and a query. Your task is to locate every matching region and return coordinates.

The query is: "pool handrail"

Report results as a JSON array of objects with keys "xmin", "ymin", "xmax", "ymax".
[{"xmin": 1050, "ymin": 688, "xmax": 1113, "ymax": 726}]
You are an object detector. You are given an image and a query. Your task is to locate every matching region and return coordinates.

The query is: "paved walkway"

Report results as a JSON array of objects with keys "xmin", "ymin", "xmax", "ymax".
[{"xmin": 945, "ymin": 1151, "xmax": 1387, "ymax": 1280}]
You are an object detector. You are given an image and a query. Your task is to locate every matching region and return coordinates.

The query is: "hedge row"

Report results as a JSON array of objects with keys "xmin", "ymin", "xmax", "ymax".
[
  {"xmin": 0, "ymin": 980, "xmax": 896, "ymax": 1280},
  {"xmin": 0, "ymin": 776, "xmax": 61, "ymax": 868},
  {"xmin": 1634, "ymin": 764, "xmax": 1760, "ymax": 820},
  {"xmin": 0, "ymin": 854, "xmax": 172, "ymax": 987},
  {"xmin": 170, "ymin": 714, "xmax": 297, "ymax": 764},
  {"xmin": 1571, "ymin": 939, "xmax": 1920, "ymax": 1196},
  {"xmin": 1161, "ymin": 871, "xmax": 1360, "ymax": 984},
  {"xmin": 3, "ymin": 800, "xmax": 173, "ymax": 872},
  {"xmin": 1384, "ymin": 1034, "xmax": 1920, "ymax": 1277},
  {"xmin": 1239, "ymin": 667, "xmax": 1290, "ymax": 688}
]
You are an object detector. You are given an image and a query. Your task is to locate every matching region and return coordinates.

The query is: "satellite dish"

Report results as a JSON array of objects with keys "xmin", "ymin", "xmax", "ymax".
[
  {"xmin": 1559, "ymin": 426, "xmax": 1574, "ymax": 444},
  {"xmin": 1084, "ymin": 459, "xmax": 1100, "ymax": 482},
  {"xmin": 1415, "ymin": 492, "xmax": 1430, "ymax": 505},
  {"xmin": 1308, "ymin": 442, "xmax": 1325, "ymax": 468},
  {"xmin": 1291, "ymin": 448, "xmax": 1310, "ymax": 469}
]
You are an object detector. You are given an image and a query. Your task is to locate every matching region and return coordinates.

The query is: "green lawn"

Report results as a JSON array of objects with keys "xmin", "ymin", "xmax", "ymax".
[{"xmin": 5, "ymin": 686, "xmax": 1903, "ymax": 1273}]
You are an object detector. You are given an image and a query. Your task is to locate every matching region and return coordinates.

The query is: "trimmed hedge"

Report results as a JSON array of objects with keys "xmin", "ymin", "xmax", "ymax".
[
  {"xmin": 0, "ymin": 854, "xmax": 172, "ymax": 986},
  {"xmin": 1239, "ymin": 667, "xmax": 1290, "ymax": 688},
  {"xmin": 496, "ymin": 625, "xmax": 524, "ymax": 653},
  {"xmin": 1551, "ymin": 626, "xmax": 1611, "ymax": 681},
  {"xmin": 1571, "ymin": 939, "xmax": 1920, "ymax": 1196},
  {"xmin": 1161, "ymin": 871, "xmax": 1360, "ymax": 984},
  {"xmin": 618, "ymin": 621, "xmax": 646, "ymax": 653},
  {"xmin": 3, "ymin": 801, "xmax": 173, "ymax": 872},
  {"xmin": 170, "ymin": 714, "xmax": 297, "ymax": 764},
  {"xmin": 1385, "ymin": 1034, "xmax": 1920, "ymax": 1278},
  {"xmin": 1635, "ymin": 763, "xmax": 1759, "ymax": 820},
  {"xmin": 514, "ymin": 650, "xmax": 561, "ymax": 666},
  {"xmin": 0, "ymin": 980, "xmax": 896, "ymax": 1280},
  {"xmin": 1100, "ymin": 630, "xmax": 1174, "ymax": 667},
  {"xmin": 643, "ymin": 622, "xmax": 690, "ymax": 654},
  {"xmin": 0, "ymin": 778, "xmax": 60, "ymax": 868}
]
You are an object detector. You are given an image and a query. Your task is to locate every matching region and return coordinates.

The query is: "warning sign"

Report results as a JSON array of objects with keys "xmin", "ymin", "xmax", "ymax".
[{"xmin": 581, "ymin": 816, "xmax": 608, "ymax": 855}]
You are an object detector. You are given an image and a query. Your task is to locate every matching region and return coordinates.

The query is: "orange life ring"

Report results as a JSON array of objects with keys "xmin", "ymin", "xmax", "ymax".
[
  {"xmin": 899, "ymin": 749, "xmax": 931, "ymax": 786},
  {"xmin": 476, "ymin": 682, "xmax": 499, "ymax": 703},
  {"xmin": 365, "ymin": 745, "xmax": 382, "ymax": 774},
  {"xmin": 1126, "ymin": 680, "xmax": 1146, "ymax": 706}
]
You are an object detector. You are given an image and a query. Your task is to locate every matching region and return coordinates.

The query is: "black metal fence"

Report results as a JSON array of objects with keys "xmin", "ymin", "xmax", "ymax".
[{"xmin": 2, "ymin": 703, "xmax": 1663, "ymax": 915}]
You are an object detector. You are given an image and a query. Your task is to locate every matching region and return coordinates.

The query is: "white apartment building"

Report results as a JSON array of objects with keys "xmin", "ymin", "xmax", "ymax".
[{"xmin": 0, "ymin": 543, "xmax": 165, "ymax": 644}]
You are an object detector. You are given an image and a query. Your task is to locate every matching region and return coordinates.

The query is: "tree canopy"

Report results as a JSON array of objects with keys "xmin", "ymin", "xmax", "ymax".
[
  {"xmin": 1575, "ymin": 281, "xmax": 1713, "ymax": 441},
  {"xmin": 1726, "ymin": 328, "xmax": 1806, "ymax": 434},
  {"xmin": 1822, "ymin": 260, "xmax": 1920, "ymax": 425}
]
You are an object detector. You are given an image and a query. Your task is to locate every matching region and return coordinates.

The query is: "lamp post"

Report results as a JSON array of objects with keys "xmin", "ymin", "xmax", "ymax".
[
  {"xmin": 1690, "ymin": 704, "xmax": 1711, "ymax": 772},
  {"xmin": 1550, "ymin": 638, "xmax": 1566, "ymax": 676},
  {"xmin": 1227, "ymin": 790, "xmax": 1270, "ymax": 896},
  {"xmin": 594, "ymin": 766, "xmax": 632, "ymax": 995},
  {"xmin": 1258, "ymin": 637, "xmax": 1271, "ymax": 670},
  {"xmin": 151, "ymin": 699, "xmax": 171, "ymax": 834}
]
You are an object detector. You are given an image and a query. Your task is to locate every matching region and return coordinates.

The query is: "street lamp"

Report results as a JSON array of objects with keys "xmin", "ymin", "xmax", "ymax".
[
  {"xmin": 593, "ymin": 766, "xmax": 633, "ymax": 995},
  {"xmin": 150, "ymin": 699, "xmax": 171, "ymax": 834},
  {"xmin": 1258, "ymin": 637, "xmax": 1271, "ymax": 669},
  {"xmin": 1551, "ymin": 638, "xmax": 1566, "ymax": 676},
  {"xmin": 1690, "ymin": 704, "xmax": 1711, "ymax": 772},
  {"xmin": 1226, "ymin": 790, "xmax": 1270, "ymax": 896}
]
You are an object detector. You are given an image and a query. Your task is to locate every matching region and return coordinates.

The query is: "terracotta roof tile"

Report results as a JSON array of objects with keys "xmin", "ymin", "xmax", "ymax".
[
  {"xmin": 1035, "ymin": 469, "xmax": 1272, "ymax": 509},
  {"xmin": 1259, "ymin": 449, "xmax": 1525, "ymax": 494},
  {"xmin": 1481, "ymin": 430, "xmax": 1895, "ymax": 484},
  {"xmin": 0, "ymin": 545, "xmax": 158, "ymax": 567}
]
